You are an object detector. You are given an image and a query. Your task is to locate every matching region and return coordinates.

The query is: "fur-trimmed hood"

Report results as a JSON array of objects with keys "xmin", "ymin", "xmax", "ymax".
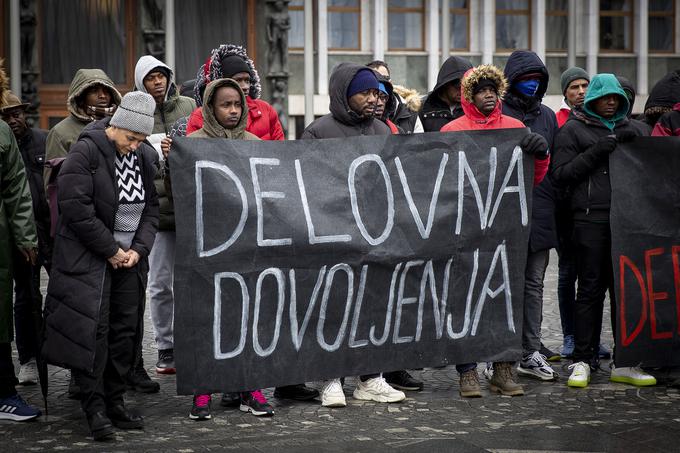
[
  {"xmin": 0, "ymin": 59, "xmax": 9, "ymax": 106},
  {"xmin": 461, "ymin": 64, "xmax": 507, "ymax": 104},
  {"xmin": 193, "ymin": 44, "xmax": 261, "ymax": 106},
  {"xmin": 393, "ymin": 85, "xmax": 422, "ymax": 112},
  {"xmin": 66, "ymin": 68, "xmax": 121, "ymax": 122}
]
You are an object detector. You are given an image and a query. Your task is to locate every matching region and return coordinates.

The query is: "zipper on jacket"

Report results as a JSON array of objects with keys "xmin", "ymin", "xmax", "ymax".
[{"xmin": 586, "ymin": 176, "xmax": 591, "ymax": 215}]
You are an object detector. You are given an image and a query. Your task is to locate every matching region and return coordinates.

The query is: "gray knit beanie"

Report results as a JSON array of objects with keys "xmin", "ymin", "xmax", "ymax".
[
  {"xmin": 110, "ymin": 91, "xmax": 155, "ymax": 136},
  {"xmin": 560, "ymin": 67, "xmax": 589, "ymax": 95}
]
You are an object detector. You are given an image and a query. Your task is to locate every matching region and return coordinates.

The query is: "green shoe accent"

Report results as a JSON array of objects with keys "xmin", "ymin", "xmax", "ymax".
[
  {"xmin": 567, "ymin": 376, "xmax": 590, "ymax": 388},
  {"xmin": 609, "ymin": 375, "xmax": 657, "ymax": 386}
]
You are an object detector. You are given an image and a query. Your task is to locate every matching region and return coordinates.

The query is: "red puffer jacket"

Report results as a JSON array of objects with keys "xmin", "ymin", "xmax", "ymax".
[{"xmin": 187, "ymin": 96, "xmax": 284, "ymax": 140}]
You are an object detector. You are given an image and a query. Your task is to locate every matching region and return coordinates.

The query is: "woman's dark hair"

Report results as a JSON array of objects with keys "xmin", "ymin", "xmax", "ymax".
[{"xmin": 366, "ymin": 60, "xmax": 389, "ymax": 75}]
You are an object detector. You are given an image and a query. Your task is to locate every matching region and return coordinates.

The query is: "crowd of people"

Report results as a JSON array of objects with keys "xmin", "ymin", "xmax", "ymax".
[{"xmin": 0, "ymin": 43, "xmax": 679, "ymax": 441}]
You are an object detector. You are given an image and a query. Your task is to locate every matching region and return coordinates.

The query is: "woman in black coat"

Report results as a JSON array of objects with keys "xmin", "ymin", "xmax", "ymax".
[{"xmin": 43, "ymin": 92, "xmax": 159, "ymax": 440}]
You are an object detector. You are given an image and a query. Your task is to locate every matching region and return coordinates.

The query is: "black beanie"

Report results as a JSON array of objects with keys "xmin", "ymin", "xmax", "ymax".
[
  {"xmin": 220, "ymin": 55, "xmax": 251, "ymax": 78},
  {"xmin": 473, "ymin": 78, "xmax": 497, "ymax": 95}
]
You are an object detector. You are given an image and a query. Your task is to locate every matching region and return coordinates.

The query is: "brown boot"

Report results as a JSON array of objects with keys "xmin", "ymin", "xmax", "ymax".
[
  {"xmin": 489, "ymin": 362, "xmax": 524, "ymax": 396},
  {"xmin": 459, "ymin": 369, "xmax": 482, "ymax": 398}
]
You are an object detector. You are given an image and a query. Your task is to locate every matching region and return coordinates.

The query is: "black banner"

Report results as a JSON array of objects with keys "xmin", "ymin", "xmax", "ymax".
[
  {"xmin": 610, "ymin": 138, "xmax": 680, "ymax": 368},
  {"xmin": 170, "ymin": 129, "xmax": 533, "ymax": 394}
]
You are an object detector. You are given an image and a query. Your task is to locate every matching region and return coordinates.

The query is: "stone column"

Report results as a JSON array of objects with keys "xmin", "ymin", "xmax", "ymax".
[{"xmin": 265, "ymin": 0, "xmax": 291, "ymax": 134}]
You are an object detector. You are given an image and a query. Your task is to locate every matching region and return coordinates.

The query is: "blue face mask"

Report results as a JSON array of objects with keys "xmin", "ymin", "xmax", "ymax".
[{"xmin": 514, "ymin": 79, "xmax": 540, "ymax": 97}]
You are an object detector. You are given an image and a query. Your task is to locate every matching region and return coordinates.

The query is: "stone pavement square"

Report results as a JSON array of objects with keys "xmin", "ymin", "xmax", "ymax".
[{"xmin": 2, "ymin": 251, "xmax": 680, "ymax": 452}]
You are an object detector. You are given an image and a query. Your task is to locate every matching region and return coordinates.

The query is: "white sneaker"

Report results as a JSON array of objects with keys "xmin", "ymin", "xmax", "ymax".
[
  {"xmin": 517, "ymin": 351, "xmax": 557, "ymax": 381},
  {"xmin": 320, "ymin": 379, "xmax": 346, "ymax": 407},
  {"xmin": 353, "ymin": 376, "xmax": 405, "ymax": 403},
  {"xmin": 567, "ymin": 361, "xmax": 590, "ymax": 388},
  {"xmin": 18, "ymin": 359, "xmax": 38, "ymax": 385},
  {"xmin": 610, "ymin": 365, "xmax": 657, "ymax": 387}
]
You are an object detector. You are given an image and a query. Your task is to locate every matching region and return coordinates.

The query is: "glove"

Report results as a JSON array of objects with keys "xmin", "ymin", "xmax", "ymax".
[
  {"xmin": 520, "ymin": 133, "xmax": 549, "ymax": 159},
  {"xmin": 593, "ymin": 135, "xmax": 617, "ymax": 156},
  {"xmin": 615, "ymin": 129, "xmax": 637, "ymax": 143}
]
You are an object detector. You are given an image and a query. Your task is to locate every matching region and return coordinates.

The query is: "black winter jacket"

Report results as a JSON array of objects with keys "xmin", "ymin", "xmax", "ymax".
[
  {"xmin": 419, "ymin": 56, "xmax": 472, "ymax": 132},
  {"xmin": 42, "ymin": 124, "xmax": 159, "ymax": 372},
  {"xmin": 301, "ymin": 63, "xmax": 391, "ymax": 139}
]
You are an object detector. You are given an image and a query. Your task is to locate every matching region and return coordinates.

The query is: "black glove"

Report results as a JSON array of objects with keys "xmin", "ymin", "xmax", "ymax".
[
  {"xmin": 520, "ymin": 133, "xmax": 549, "ymax": 159},
  {"xmin": 615, "ymin": 129, "xmax": 637, "ymax": 143},
  {"xmin": 593, "ymin": 135, "xmax": 618, "ymax": 156}
]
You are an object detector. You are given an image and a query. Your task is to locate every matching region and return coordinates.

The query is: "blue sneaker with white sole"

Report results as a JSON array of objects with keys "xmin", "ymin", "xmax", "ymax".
[{"xmin": 0, "ymin": 394, "xmax": 41, "ymax": 421}]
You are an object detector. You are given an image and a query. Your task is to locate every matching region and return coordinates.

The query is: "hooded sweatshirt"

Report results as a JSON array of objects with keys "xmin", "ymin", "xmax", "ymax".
[
  {"xmin": 45, "ymin": 69, "xmax": 121, "ymax": 186},
  {"xmin": 301, "ymin": 63, "xmax": 391, "ymax": 139},
  {"xmin": 186, "ymin": 44, "xmax": 284, "ymax": 140},
  {"xmin": 551, "ymin": 73, "xmax": 638, "ymax": 221},
  {"xmin": 644, "ymin": 70, "xmax": 680, "ymax": 127},
  {"xmin": 652, "ymin": 102, "xmax": 680, "ymax": 136},
  {"xmin": 419, "ymin": 56, "xmax": 473, "ymax": 132}
]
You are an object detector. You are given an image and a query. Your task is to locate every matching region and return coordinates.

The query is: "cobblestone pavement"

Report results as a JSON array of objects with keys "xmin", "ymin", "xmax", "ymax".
[{"xmin": 3, "ymin": 251, "xmax": 680, "ymax": 452}]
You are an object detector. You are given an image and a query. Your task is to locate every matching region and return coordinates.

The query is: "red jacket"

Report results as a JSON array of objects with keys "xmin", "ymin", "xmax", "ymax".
[
  {"xmin": 386, "ymin": 119, "xmax": 400, "ymax": 134},
  {"xmin": 652, "ymin": 102, "xmax": 680, "ymax": 136},
  {"xmin": 440, "ymin": 93, "xmax": 548, "ymax": 186},
  {"xmin": 187, "ymin": 96, "xmax": 285, "ymax": 140}
]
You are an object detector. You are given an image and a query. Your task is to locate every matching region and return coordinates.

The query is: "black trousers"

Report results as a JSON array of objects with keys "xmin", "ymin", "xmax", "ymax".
[
  {"xmin": 12, "ymin": 249, "xmax": 43, "ymax": 364},
  {"xmin": 73, "ymin": 264, "xmax": 144, "ymax": 415},
  {"xmin": 0, "ymin": 342, "xmax": 18, "ymax": 398},
  {"xmin": 572, "ymin": 221, "xmax": 616, "ymax": 363}
]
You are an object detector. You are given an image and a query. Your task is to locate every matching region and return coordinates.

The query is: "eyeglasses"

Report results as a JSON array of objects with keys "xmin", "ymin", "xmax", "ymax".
[{"xmin": 378, "ymin": 93, "xmax": 389, "ymax": 102}]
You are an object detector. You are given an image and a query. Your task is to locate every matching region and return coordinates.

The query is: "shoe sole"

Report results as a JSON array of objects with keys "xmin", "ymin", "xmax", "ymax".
[
  {"xmin": 110, "ymin": 420, "xmax": 144, "ymax": 429},
  {"xmin": 0, "ymin": 412, "xmax": 40, "ymax": 421},
  {"xmin": 239, "ymin": 404, "xmax": 274, "ymax": 416},
  {"xmin": 488, "ymin": 384, "xmax": 524, "ymax": 396},
  {"xmin": 386, "ymin": 383, "xmax": 423, "ymax": 391},
  {"xmin": 459, "ymin": 390, "xmax": 482, "ymax": 398},
  {"xmin": 18, "ymin": 380, "xmax": 37, "ymax": 386},
  {"xmin": 92, "ymin": 427, "xmax": 115, "ymax": 441},
  {"xmin": 188, "ymin": 413, "xmax": 212, "ymax": 420},
  {"xmin": 155, "ymin": 367, "xmax": 176, "ymax": 375},
  {"xmin": 321, "ymin": 397, "xmax": 347, "ymax": 407},
  {"xmin": 610, "ymin": 376, "xmax": 657, "ymax": 386},
  {"xmin": 546, "ymin": 355, "xmax": 561, "ymax": 362},
  {"xmin": 517, "ymin": 367, "xmax": 558, "ymax": 381},
  {"xmin": 567, "ymin": 377, "xmax": 590, "ymax": 388},
  {"xmin": 352, "ymin": 389, "xmax": 405, "ymax": 403}
]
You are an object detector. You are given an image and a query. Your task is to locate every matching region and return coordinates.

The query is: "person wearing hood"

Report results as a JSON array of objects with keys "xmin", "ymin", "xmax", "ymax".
[
  {"xmin": 42, "ymin": 92, "xmax": 159, "ymax": 440},
  {"xmin": 44, "ymin": 68, "xmax": 122, "ymax": 186},
  {"xmin": 419, "ymin": 56, "xmax": 473, "ymax": 132},
  {"xmin": 0, "ymin": 91, "xmax": 50, "ymax": 387},
  {"xmin": 551, "ymin": 74, "xmax": 656, "ymax": 390},
  {"xmin": 643, "ymin": 70, "xmax": 680, "ymax": 128},
  {"xmin": 301, "ymin": 63, "xmax": 406, "ymax": 408},
  {"xmin": 441, "ymin": 64, "xmax": 549, "ymax": 398},
  {"xmin": 367, "ymin": 60, "xmax": 424, "ymax": 134},
  {"xmin": 652, "ymin": 101, "xmax": 680, "ymax": 136},
  {"xmin": 133, "ymin": 55, "xmax": 195, "ymax": 382},
  {"xmin": 186, "ymin": 44, "xmax": 284, "ymax": 141},
  {"xmin": 500, "ymin": 50, "xmax": 564, "ymax": 383},
  {"xmin": 0, "ymin": 59, "xmax": 41, "ymax": 422},
  {"xmin": 556, "ymin": 67, "xmax": 590, "ymax": 128},
  {"xmin": 615, "ymin": 76, "xmax": 651, "ymax": 136}
]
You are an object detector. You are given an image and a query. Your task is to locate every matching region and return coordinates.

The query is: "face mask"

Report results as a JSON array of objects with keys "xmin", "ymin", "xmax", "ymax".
[{"xmin": 514, "ymin": 79, "xmax": 540, "ymax": 97}]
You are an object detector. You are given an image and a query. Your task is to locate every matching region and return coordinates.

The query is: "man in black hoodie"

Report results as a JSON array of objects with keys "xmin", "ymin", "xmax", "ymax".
[{"xmin": 419, "ymin": 56, "xmax": 473, "ymax": 132}]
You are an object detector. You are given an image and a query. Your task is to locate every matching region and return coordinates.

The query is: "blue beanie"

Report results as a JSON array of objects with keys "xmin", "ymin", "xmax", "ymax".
[{"xmin": 347, "ymin": 69, "xmax": 379, "ymax": 98}]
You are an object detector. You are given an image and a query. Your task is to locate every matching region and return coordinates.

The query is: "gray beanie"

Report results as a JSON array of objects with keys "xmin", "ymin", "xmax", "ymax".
[
  {"xmin": 560, "ymin": 67, "xmax": 589, "ymax": 95},
  {"xmin": 110, "ymin": 91, "xmax": 155, "ymax": 136}
]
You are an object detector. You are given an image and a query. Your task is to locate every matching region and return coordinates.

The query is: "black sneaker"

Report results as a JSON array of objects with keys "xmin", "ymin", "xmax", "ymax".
[
  {"xmin": 125, "ymin": 361, "xmax": 160, "ymax": 393},
  {"xmin": 273, "ymin": 384, "xmax": 319, "ymax": 401},
  {"xmin": 155, "ymin": 349, "xmax": 176, "ymax": 375},
  {"xmin": 384, "ymin": 370, "xmax": 424, "ymax": 391},
  {"xmin": 540, "ymin": 343, "xmax": 561, "ymax": 362},
  {"xmin": 189, "ymin": 394, "xmax": 211, "ymax": 420},
  {"xmin": 220, "ymin": 392, "xmax": 240, "ymax": 407},
  {"xmin": 239, "ymin": 391, "xmax": 274, "ymax": 417}
]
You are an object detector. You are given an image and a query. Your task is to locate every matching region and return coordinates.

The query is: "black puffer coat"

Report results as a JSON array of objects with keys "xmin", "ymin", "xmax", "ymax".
[
  {"xmin": 419, "ymin": 56, "xmax": 472, "ymax": 132},
  {"xmin": 301, "ymin": 63, "xmax": 391, "ymax": 139},
  {"xmin": 42, "ymin": 122, "xmax": 159, "ymax": 372},
  {"xmin": 502, "ymin": 51, "xmax": 559, "ymax": 252}
]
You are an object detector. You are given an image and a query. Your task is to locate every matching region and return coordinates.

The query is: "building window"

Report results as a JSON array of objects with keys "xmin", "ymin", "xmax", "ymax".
[
  {"xmin": 599, "ymin": 0, "xmax": 633, "ymax": 52},
  {"xmin": 328, "ymin": 0, "xmax": 361, "ymax": 50},
  {"xmin": 546, "ymin": 0, "xmax": 568, "ymax": 52},
  {"xmin": 288, "ymin": 0, "xmax": 305, "ymax": 50},
  {"xmin": 496, "ymin": 0, "xmax": 531, "ymax": 51},
  {"xmin": 449, "ymin": 0, "xmax": 470, "ymax": 51},
  {"xmin": 649, "ymin": 0, "xmax": 675, "ymax": 52},
  {"xmin": 388, "ymin": 0, "xmax": 425, "ymax": 51}
]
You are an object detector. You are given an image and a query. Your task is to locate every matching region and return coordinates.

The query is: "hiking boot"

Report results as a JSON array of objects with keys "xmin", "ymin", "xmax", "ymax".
[
  {"xmin": 320, "ymin": 379, "xmax": 346, "ymax": 407},
  {"xmin": 610, "ymin": 366, "xmax": 657, "ymax": 387},
  {"xmin": 518, "ymin": 351, "xmax": 558, "ymax": 381},
  {"xmin": 155, "ymin": 349, "xmax": 176, "ymax": 375},
  {"xmin": 18, "ymin": 359, "xmax": 38, "ymax": 385},
  {"xmin": 384, "ymin": 370, "xmax": 424, "ymax": 391},
  {"xmin": 189, "ymin": 394, "xmax": 211, "ymax": 420},
  {"xmin": 87, "ymin": 411, "xmax": 114, "ymax": 440},
  {"xmin": 560, "ymin": 335, "xmax": 575, "ymax": 359},
  {"xmin": 220, "ymin": 392, "xmax": 241, "ymax": 407},
  {"xmin": 540, "ymin": 343, "xmax": 561, "ymax": 362},
  {"xmin": 240, "ymin": 390, "xmax": 274, "ymax": 416},
  {"xmin": 567, "ymin": 361, "xmax": 590, "ymax": 388},
  {"xmin": 353, "ymin": 376, "xmax": 406, "ymax": 403},
  {"xmin": 489, "ymin": 362, "xmax": 524, "ymax": 396},
  {"xmin": 458, "ymin": 369, "xmax": 482, "ymax": 398},
  {"xmin": 598, "ymin": 343, "xmax": 612, "ymax": 360},
  {"xmin": 0, "ymin": 394, "xmax": 41, "ymax": 421},
  {"xmin": 274, "ymin": 384, "xmax": 319, "ymax": 401},
  {"xmin": 125, "ymin": 362, "xmax": 160, "ymax": 393}
]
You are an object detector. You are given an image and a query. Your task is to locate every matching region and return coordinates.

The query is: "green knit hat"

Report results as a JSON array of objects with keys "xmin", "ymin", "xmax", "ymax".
[{"xmin": 560, "ymin": 67, "xmax": 589, "ymax": 95}]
